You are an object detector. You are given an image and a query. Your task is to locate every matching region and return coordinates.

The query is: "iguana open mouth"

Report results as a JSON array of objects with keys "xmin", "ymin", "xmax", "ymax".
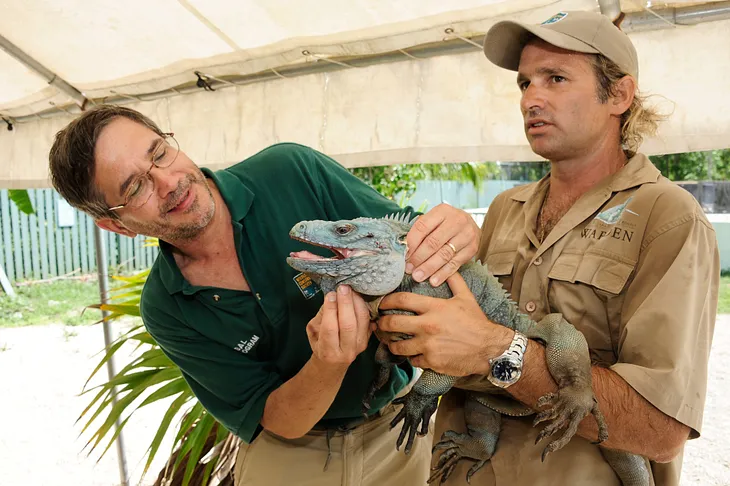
[{"xmin": 289, "ymin": 236, "xmax": 376, "ymax": 261}]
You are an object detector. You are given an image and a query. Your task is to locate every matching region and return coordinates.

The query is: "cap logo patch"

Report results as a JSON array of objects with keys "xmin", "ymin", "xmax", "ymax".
[{"xmin": 541, "ymin": 12, "xmax": 568, "ymax": 25}]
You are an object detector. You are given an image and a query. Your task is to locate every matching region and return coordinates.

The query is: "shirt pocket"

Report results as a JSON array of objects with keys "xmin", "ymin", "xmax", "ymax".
[
  {"xmin": 547, "ymin": 251, "xmax": 635, "ymax": 295},
  {"xmin": 547, "ymin": 251, "xmax": 635, "ymax": 362},
  {"xmin": 485, "ymin": 248, "xmax": 518, "ymax": 293}
]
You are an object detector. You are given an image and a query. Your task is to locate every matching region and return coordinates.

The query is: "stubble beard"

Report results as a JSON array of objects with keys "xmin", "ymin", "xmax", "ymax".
[
  {"xmin": 529, "ymin": 132, "xmax": 573, "ymax": 162},
  {"xmin": 135, "ymin": 171, "xmax": 216, "ymax": 242}
]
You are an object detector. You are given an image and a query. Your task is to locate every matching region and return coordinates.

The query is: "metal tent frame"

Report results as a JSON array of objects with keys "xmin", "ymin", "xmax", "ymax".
[{"xmin": 1, "ymin": 1, "xmax": 730, "ymax": 484}]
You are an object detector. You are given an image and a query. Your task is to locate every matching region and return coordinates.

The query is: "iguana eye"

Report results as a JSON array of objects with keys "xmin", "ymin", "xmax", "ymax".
[
  {"xmin": 397, "ymin": 235, "xmax": 407, "ymax": 245},
  {"xmin": 335, "ymin": 224, "xmax": 355, "ymax": 235}
]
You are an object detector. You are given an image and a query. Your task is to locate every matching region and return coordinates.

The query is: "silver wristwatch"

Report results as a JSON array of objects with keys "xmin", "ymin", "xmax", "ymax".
[{"xmin": 487, "ymin": 330, "xmax": 529, "ymax": 388}]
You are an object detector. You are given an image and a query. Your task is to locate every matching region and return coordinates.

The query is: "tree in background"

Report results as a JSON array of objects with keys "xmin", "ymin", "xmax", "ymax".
[
  {"xmin": 650, "ymin": 150, "xmax": 730, "ymax": 182},
  {"xmin": 349, "ymin": 161, "xmax": 502, "ymax": 202}
]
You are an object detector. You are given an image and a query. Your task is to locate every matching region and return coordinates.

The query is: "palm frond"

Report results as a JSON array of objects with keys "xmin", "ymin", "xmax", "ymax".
[{"xmin": 78, "ymin": 263, "xmax": 236, "ymax": 486}]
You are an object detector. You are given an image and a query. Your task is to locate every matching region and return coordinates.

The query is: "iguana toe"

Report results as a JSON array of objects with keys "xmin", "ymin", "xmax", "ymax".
[
  {"xmin": 429, "ymin": 429, "xmax": 496, "ymax": 484},
  {"xmin": 466, "ymin": 460, "xmax": 490, "ymax": 483},
  {"xmin": 533, "ymin": 387, "xmax": 607, "ymax": 460},
  {"xmin": 428, "ymin": 447, "xmax": 460, "ymax": 484},
  {"xmin": 591, "ymin": 400, "xmax": 609, "ymax": 444},
  {"xmin": 390, "ymin": 391, "xmax": 438, "ymax": 455}
]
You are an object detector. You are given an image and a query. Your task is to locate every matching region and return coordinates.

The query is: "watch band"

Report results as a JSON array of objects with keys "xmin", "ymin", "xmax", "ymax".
[
  {"xmin": 505, "ymin": 330, "xmax": 529, "ymax": 361},
  {"xmin": 487, "ymin": 330, "xmax": 529, "ymax": 389}
]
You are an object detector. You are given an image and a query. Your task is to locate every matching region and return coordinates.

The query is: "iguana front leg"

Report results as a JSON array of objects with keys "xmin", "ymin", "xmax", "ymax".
[
  {"xmin": 361, "ymin": 299, "xmax": 410, "ymax": 415},
  {"xmin": 389, "ymin": 370, "xmax": 457, "ymax": 454},
  {"xmin": 369, "ymin": 304, "xmax": 448, "ymax": 454},
  {"xmin": 523, "ymin": 313, "xmax": 609, "ymax": 460},
  {"xmin": 429, "ymin": 395, "xmax": 501, "ymax": 484},
  {"xmin": 362, "ymin": 342, "xmax": 405, "ymax": 416}
]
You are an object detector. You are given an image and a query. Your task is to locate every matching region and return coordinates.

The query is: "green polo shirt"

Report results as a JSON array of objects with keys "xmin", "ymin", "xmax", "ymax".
[{"xmin": 139, "ymin": 142, "xmax": 414, "ymax": 443}]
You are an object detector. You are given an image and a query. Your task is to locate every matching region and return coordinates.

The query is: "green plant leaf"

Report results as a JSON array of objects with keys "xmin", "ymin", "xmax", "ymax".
[
  {"xmin": 77, "ymin": 393, "xmax": 116, "ymax": 435},
  {"xmin": 174, "ymin": 402, "xmax": 205, "ymax": 446},
  {"xmin": 170, "ymin": 405, "xmax": 208, "ymax": 476},
  {"xmin": 78, "ymin": 371, "xmax": 157, "ymax": 438},
  {"xmin": 108, "ymin": 289, "xmax": 143, "ymax": 300},
  {"xmin": 182, "ymin": 413, "xmax": 217, "ymax": 486},
  {"xmin": 79, "ymin": 254, "xmax": 228, "ymax": 486},
  {"xmin": 200, "ymin": 458, "xmax": 216, "ymax": 486},
  {"xmin": 137, "ymin": 377, "xmax": 188, "ymax": 409},
  {"xmin": 108, "ymin": 280, "xmax": 146, "ymax": 292},
  {"xmin": 111, "ymin": 269, "xmax": 151, "ymax": 283},
  {"xmin": 96, "ymin": 414, "xmax": 133, "ymax": 461},
  {"xmin": 97, "ymin": 303, "xmax": 141, "ymax": 316},
  {"xmin": 81, "ymin": 338, "xmax": 128, "ymax": 390},
  {"xmin": 9, "ymin": 189, "xmax": 35, "ymax": 215},
  {"xmin": 141, "ymin": 391, "xmax": 191, "ymax": 478},
  {"xmin": 126, "ymin": 330, "xmax": 157, "ymax": 346},
  {"xmin": 84, "ymin": 369, "xmax": 174, "ymax": 454}
]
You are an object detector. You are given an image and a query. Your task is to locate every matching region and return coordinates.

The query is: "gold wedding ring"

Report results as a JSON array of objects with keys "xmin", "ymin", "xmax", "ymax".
[{"xmin": 447, "ymin": 242, "xmax": 457, "ymax": 254}]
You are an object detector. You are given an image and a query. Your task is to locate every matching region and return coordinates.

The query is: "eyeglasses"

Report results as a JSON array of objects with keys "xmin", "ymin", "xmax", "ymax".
[{"xmin": 109, "ymin": 133, "xmax": 179, "ymax": 211}]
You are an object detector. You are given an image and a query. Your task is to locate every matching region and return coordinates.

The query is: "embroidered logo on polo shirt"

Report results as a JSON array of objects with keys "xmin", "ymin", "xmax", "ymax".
[
  {"xmin": 581, "ymin": 197, "xmax": 639, "ymax": 243},
  {"xmin": 235, "ymin": 335, "xmax": 259, "ymax": 354},
  {"xmin": 595, "ymin": 197, "xmax": 638, "ymax": 225},
  {"xmin": 293, "ymin": 272, "xmax": 321, "ymax": 300}
]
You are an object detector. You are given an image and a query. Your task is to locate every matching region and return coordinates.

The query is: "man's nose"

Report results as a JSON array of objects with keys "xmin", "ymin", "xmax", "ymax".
[
  {"xmin": 151, "ymin": 166, "xmax": 179, "ymax": 199},
  {"xmin": 520, "ymin": 84, "xmax": 547, "ymax": 114}
]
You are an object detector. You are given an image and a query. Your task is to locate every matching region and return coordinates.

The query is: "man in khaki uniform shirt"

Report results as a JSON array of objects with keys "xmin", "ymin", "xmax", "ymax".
[{"xmin": 379, "ymin": 10, "xmax": 719, "ymax": 486}]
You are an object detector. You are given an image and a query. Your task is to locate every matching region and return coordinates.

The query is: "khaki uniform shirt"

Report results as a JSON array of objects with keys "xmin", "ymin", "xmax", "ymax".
[{"xmin": 433, "ymin": 154, "xmax": 719, "ymax": 485}]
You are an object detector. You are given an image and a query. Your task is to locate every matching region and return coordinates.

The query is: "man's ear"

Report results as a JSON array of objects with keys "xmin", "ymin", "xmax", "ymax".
[
  {"xmin": 96, "ymin": 218, "xmax": 137, "ymax": 238},
  {"xmin": 611, "ymin": 75, "xmax": 636, "ymax": 116}
]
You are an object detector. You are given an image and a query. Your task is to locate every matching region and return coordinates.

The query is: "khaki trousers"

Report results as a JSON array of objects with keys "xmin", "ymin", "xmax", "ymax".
[{"xmin": 233, "ymin": 401, "xmax": 434, "ymax": 485}]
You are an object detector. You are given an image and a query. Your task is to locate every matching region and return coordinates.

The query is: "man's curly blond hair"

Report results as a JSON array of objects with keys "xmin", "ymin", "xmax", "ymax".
[{"xmin": 591, "ymin": 55, "xmax": 667, "ymax": 157}]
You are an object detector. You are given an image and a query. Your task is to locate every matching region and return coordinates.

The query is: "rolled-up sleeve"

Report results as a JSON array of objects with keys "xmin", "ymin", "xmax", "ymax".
[{"xmin": 610, "ymin": 213, "xmax": 719, "ymax": 437}]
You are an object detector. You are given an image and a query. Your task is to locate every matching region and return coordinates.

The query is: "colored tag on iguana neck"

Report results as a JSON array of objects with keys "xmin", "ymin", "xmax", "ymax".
[{"xmin": 293, "ymin": 272, "xmax": 321, "ymax": 299}]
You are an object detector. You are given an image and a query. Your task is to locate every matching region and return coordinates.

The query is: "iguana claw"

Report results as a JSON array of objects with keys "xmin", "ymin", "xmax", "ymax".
[
  {"xmin": 389, "ymin": 390, "xmax": 438, "ymax": 455},
  {"xmin": 533, "ymin": 388, "xmax": 609, "ymax": 461},
  {"xmin": 429, "ymin": 430, "xmax": 495, "ymax": 484}
]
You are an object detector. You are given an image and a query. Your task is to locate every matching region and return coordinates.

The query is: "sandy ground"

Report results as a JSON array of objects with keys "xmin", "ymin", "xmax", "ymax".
[
  {"xmin": 0, "ymin": 316, "xmax": 728, "ymax": 486},
  {"xmin": 0, "ymin": 319, "xmax": 175, "ymax": 486}
]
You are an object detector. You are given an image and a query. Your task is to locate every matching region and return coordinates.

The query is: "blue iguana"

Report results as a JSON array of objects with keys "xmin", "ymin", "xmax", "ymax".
[{"xmin": 286, "ymin": 213, "xmax": 650, "ymax": 486}]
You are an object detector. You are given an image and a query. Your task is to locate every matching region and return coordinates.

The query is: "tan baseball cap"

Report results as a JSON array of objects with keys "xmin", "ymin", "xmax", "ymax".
[{"xmin": 484, "ymin": 10, "xmax": 638, "ymax": 79}]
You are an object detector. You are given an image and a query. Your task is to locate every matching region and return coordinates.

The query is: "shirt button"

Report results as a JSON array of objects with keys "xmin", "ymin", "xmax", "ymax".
[
  {"xmin": 213, "ymin": 294, "xmax": 220, "ymax": 302},
  {"xmin": 534, "ymin": 256, "xmax": 543, "ymax": 266},
  {"xmin": 525, "ymin": 301, "xmax": 536, "ymax": 313},
  {"xmin": 256, "ymin": 293, "xmax": 262, "ymax": 300}
]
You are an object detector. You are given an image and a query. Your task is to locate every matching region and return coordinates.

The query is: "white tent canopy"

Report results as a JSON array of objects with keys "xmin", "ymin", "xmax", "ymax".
[
  {"xmin": 1, "ymin": 0, "xmax": 730, "ymax": 188},
  {"xmin": 2, "ymin": 3, "xmax": 729, "ymax": 484}
]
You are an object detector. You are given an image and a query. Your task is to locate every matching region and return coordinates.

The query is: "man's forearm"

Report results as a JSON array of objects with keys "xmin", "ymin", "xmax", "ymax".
[
  {"xmin": 508, "ymin": 340, "xmax": 690, "ymax": 463},
  {"xmin": 261, "ymin": 356, "xmax": 347, "ymax": 439}
]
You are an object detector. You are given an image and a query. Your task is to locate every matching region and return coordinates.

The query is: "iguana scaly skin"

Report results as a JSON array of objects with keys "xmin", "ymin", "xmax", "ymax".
[{"xmin": 287, "ymin": 214, "xmax": 650, "ymax": 486}]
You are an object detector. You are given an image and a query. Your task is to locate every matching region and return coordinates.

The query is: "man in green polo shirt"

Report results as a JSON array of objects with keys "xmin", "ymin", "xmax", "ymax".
[{"xmin": 47, "ymin": 104, "xmax": 480, "ymax": 485}]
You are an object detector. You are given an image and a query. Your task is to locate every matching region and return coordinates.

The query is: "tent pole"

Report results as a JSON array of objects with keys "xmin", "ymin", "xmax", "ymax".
[
  {"xmin": 0, "ymin": 33, "xmax": 88, "ymax": 109},
  {"xmin": 0, "ymin": 263, "xmax": 15, "ymax": 298},
  {"xmin": 94, "ymin": 225, "xmax": 130, "ymax": 486}
]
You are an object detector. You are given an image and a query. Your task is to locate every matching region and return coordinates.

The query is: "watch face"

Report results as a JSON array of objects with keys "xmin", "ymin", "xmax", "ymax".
[{"xmin": 492, "ymin": 359, "xmax": 520, "ymax": 382}]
